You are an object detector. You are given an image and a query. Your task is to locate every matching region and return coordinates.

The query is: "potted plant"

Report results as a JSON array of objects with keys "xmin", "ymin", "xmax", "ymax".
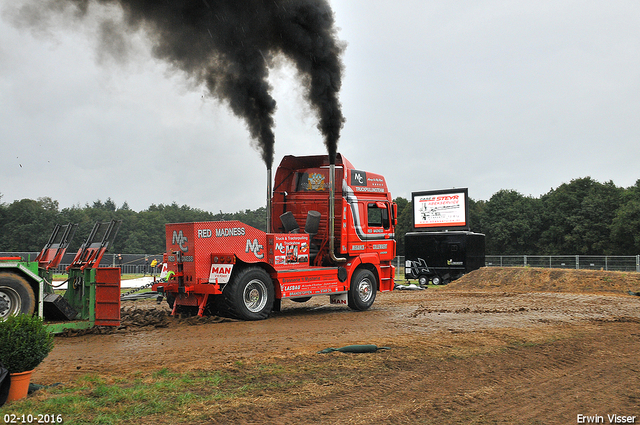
[{"xmin": 0, "ymin": 314, "xmax": 54, "ymax": 403}]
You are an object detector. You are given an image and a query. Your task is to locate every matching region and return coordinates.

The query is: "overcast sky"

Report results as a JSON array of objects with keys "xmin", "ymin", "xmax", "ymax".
[{"xmin": 1, "ymin": 1, "xmax": 639, "ymax": 213}]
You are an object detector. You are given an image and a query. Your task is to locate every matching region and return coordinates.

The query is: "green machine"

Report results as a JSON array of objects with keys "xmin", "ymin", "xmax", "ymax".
[{"xmin": 0, "ymin": 221, "xmax": 122, "ymax": 333}]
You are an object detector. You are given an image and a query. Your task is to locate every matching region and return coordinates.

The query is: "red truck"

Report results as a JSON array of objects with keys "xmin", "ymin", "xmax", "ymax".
[{"xmin": 154, "ymin": 153, "xmax": 397, "ymax": 320}]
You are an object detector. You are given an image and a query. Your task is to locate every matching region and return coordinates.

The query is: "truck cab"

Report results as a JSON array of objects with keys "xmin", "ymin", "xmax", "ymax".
[{"xmin": 271, "ymin": 154, "xmax": 396, "ymax": 268}]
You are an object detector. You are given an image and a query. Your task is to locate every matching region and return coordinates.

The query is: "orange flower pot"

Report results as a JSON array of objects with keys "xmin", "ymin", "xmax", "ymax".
[{"xmin": 6, "ymin": 370, "xmax": 33, "ymax": 403}]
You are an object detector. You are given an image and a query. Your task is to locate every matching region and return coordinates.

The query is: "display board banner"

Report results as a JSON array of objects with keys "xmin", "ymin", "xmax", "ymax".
[{"xmin": 412, "ymin": 188, "xmax": 469, "ymax": 231}]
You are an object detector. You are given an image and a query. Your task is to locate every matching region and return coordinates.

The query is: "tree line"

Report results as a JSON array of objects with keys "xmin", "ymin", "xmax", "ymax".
[
  {"xmin": 0, "ymin": 197, "xmax": 266, "ymax": 255},
  {"xmin": 393, "ymin": 176, "xmax": 639, "ymax": 256},
  {"xmin": 1, "ymin": 176, "xmax": 639, "ymax": 256}
]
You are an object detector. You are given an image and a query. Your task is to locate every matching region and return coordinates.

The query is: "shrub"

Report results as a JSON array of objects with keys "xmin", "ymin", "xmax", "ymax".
[{"xmin": 0, "ymin": 314, "xmax": 54, "ymax": 373}]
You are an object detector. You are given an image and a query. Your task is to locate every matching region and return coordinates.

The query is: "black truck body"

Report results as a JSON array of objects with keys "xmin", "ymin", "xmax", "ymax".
[{"xmin": 404, "ymin": 231, "xmax": 485, "ymax": 285}]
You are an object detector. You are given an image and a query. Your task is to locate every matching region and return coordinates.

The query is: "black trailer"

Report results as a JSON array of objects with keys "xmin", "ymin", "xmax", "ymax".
[{"xmin": 404, "ymin": 231, "xmax": 485, "ymax": 285}]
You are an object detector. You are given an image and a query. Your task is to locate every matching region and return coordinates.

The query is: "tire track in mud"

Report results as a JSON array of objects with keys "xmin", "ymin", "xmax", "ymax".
[
  {"xmin": 372, "ymin": 323, "xmax": 639, "ymax": 424},
  {"xmin": 210, "ymin": 322, "xmax": 640, "ymax": 425},
  {"xmin": 206, "ymin": 353, "xmax": 396, "ymax": 424},
  {"xmin": 401, "ymin": 291, "xmax": 640, "ymax": 333},
  {"xmin": 454, "ymin": 324, "xmax": 640, "ymax": 424}
]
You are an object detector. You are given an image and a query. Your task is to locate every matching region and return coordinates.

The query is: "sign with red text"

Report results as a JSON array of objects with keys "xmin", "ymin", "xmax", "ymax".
[{"xmin": 412, "ymin": 188, "xmax": 469, "ymax": 231}]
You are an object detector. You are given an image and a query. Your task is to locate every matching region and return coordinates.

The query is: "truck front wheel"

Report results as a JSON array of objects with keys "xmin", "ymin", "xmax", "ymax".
[
  {"xmin": 0, "ymin": 273, "xmax": 36, "ymax": 319},
  {"xmin": 348, "ymin": 269, "xmax": 377, "ymax": 311},
  {"xmin": 220, "ymin": 267, "xmax": 274, "ymax": 321}
]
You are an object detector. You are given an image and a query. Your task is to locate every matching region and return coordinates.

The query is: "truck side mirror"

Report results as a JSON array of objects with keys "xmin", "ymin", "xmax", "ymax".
[{"xmin": 392, "ymin": 203, "xmax": 398, "ymax": 226}]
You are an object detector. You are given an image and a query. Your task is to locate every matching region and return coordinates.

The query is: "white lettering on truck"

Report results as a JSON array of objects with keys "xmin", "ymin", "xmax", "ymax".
[
  {"xmin": 172, "ymin": 230, "xmax": 188, "ymax": 252},
  {"xmin": 209, "ymin": 264, "xmax": 233, "ymax": 284},
  {"xmin": 246, "ymin": 239, "xmax": 264, "ymax": 259},
  {"xmin": 216, "ymin": 227, "xmax": 246, "ymax": 237}
]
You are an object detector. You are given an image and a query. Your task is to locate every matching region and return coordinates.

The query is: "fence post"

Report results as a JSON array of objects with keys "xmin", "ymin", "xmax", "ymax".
[
  {"xmin": 576, "ymin": 255, "xmax": 579, "ymax": 270},
  {"xmin": 637, "ymin": 255, "xmax": 639, "ymax": 272}
]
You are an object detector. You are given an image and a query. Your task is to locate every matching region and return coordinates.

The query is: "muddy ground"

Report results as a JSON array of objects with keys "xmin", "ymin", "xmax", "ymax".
[{"xmin": 33, "ymin": 268, "xmax": 640, "ymax": 424}]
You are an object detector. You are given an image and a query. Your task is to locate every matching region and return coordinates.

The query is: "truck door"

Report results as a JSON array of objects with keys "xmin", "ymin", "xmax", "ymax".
[
  {"xmin": 365, "ymin": 201, "xmax": 395, "ymax": 261},
  {"xmin": 347, "ymin": 200, "xmax": 393, "ymax": 257}
]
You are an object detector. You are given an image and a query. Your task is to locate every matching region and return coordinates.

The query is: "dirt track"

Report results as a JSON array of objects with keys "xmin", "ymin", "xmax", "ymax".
[{"xmin": 33, "ymin": 268, "xmax": 640, "ymax": 424}]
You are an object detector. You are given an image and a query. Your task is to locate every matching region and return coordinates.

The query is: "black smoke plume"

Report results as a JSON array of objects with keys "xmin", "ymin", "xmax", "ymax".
[{"xmin": 15, "ymin": 0, "xmax": 346, "ymax": 168}]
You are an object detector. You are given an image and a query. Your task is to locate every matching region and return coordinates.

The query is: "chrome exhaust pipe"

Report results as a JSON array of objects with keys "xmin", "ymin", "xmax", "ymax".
[
  {"xmin": 329, "ymin": 162, "xmax": 346, "ymax": 263},
  {"xmin": 266, "ymin": 167, "xmax": 272, "ymax": 233}
]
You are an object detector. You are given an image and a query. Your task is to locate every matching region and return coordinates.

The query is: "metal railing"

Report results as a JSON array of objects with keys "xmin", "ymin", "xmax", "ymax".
[
  {"xmin": 394, "ymin": 255, "xmax": 640, "ymax": 273},
  {"xmin": 4, "ymin": 252, "xmax": 639, "ymax": 274},
  {"xmin": 484, "ymin": 255, "xmax": 640, "ymax": 272},
  {"xmin": 0, "ymin": 252, "xmax": 163, "ymax": 276}
]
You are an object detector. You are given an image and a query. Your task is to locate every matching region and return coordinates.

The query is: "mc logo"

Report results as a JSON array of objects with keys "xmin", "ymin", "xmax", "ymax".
[
  {"xmin": 172, "ymin": 230, "xmax": 188, "ymax": 252},
  {"xmin": 351, "ymin": 169, "xmax": 367, "ymax": 186},
  {"xmin": 246, "ymin": 238, "xmax": 264, "ymax": 259}
]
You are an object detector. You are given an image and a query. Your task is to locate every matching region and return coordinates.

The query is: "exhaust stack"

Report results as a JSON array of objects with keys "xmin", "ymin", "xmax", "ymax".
[
  {"xmin": 329, "ymin": 162, "xmax": 346, "ymax": 263},
  {"xmin": 266, "ymin": 167, "xmax": 272, "ymax": 233}
]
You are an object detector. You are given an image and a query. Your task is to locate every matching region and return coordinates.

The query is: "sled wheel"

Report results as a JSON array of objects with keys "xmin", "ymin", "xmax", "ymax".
[
  {"xmin": 348, "ymin": 269, "xmax": 377, "ymax": 311},
  {"xmin": 418, "ymin": 275, "xmax": 429, "ymax": 286},
  {"xmin": 0, "ymin": 273, "xmax": 36, "ymax": 319},
  {"xmin": 221, "ymin": 267, "xmax": 274, "ymax": 321},
  {"xmin": 431, "ymin": 275, "xmax": 442, "ymax": 285}
]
